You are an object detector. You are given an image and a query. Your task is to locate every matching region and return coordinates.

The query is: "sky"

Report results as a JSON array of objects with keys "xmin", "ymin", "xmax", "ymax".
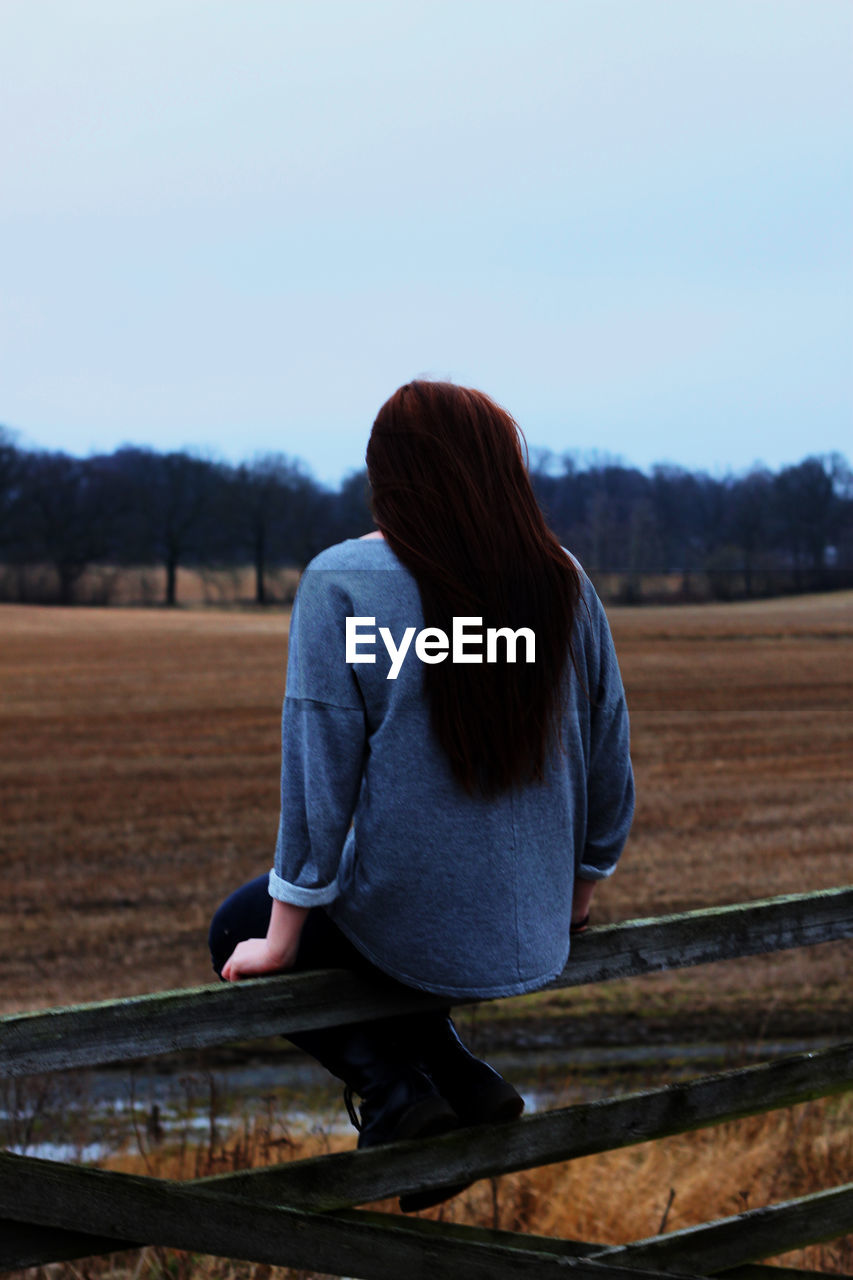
[{"xmin": 1, "ymin": 0, "xmax": 850, "ymax": 487}]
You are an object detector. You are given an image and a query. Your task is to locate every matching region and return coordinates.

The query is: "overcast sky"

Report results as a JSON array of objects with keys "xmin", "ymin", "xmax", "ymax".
[{"xmin": 1, "ymin": 0, "xmax": 850, "ymax": 485}]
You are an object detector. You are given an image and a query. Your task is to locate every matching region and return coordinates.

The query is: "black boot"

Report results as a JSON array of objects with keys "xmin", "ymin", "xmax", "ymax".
[
  {"xmin": 288, "ymin": 1021, "xmax": 471, "ymax": 1213},
  {"xmin": 366, "ymin": 1013, "xmax": 524, "ymax": 1214},
  {"xmin": 289, "ymin": 1022, "xmax": 457, "ymax": 1147},
  {"xmin": 393, "ymin": 1013, "xmax": 525, "ymax": 1126},
  {"xmin": 391, "ymin": 1014, "xmax": 524, "ymax": 1213}
]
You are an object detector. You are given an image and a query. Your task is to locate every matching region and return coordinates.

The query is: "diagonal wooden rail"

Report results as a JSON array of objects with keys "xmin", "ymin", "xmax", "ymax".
[
  {"xmin": 2, "ymin": 886, "xmax": 852, "ymax": 1078},
  {"xmin": 1, "ymin": 1152, "xmax": 852, "ymax": 1279},
  {"xmin": 588, "ymin": 1185, "xmax": 853, "ymax": 1274},
  {"xmin": 0, "ymin": 1152, "xmax": 698, "ymax": 1280}
]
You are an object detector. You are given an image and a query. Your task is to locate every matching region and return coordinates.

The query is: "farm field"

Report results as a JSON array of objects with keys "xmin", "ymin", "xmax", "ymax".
[{"xmin": 0, "ymin": 592, "xmax": 851, "ymax": 1039}]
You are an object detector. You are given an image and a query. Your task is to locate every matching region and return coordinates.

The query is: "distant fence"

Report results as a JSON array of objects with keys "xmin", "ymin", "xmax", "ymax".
[
  {"xmin": 1, "ymin": 886, "xmax": 852, "ymax": 1278},
  {"xmin": 590, "ymin": 566, "xmax": 853, "ymax": 605},
  {"xmin": 0, "ymin": 562, "xmax": 302, "ymax": 607},
  {"xmin": 3, "ymin": 562, "xmax": 852, "ymax": 608}
]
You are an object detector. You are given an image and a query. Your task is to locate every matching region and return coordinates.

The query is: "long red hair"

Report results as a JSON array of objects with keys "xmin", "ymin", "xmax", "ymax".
[{"xmin": 366, "ymin": 380, "xmax": 581, "ymax": 795}]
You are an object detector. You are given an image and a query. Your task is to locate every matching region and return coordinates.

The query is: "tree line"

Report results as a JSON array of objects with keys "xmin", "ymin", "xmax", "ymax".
[{"xmin": 0, "ymin": 428, "xmax": 850, "ymax": 606}]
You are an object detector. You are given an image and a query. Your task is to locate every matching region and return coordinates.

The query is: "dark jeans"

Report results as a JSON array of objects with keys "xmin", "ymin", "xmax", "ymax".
[
  {"xmin": 208, "ymin": 875, "xmax": 448, "ymax": 1068},
  {"xmin": 209, "ymin": 872, "xmax": 394, "ymax": 983}
]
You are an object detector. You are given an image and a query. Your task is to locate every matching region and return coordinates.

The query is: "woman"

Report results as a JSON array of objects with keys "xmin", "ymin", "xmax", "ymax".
[{"xmin": 209, "ymin": 380, "xmax": 634, "ymax": 1210}]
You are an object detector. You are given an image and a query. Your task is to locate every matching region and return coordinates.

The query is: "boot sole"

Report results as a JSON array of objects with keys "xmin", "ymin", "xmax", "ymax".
[
  {"xmin": 393, "ymin": 1099, "xmax": 471, "ymax": 1213},
  {"xmin": 398, "ymin": 1080, "xmax": 525, "ymax": 1211},
  {"xmin": 399, "ymin": 1180, "xmax": 472, "ymax": 1213}
]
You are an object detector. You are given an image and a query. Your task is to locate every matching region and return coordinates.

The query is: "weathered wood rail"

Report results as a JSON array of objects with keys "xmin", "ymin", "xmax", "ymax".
[{"xmin": 1, "ymin": 885, "xmax": 852, "ymax": 1278}]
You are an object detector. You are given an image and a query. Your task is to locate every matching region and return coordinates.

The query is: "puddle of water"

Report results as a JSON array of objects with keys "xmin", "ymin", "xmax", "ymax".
[
  {"xmin": 7, "ymin": 1140, "xmax": 108, "ymax": 1163},
  {"xmin": 2, "ymin": 1039, "xmax": 834, "ymax": 1165}
]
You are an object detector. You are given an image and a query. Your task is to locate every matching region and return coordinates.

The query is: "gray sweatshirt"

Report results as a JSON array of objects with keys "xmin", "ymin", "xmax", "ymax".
[{"xmin": 269, "ymin": 537, "xmax": 634, "ymax": 999}]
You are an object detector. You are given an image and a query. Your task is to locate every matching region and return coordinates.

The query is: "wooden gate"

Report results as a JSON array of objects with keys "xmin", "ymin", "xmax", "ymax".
[{"xmin": 2, "ymin": 886, "xmax": 852, "ymax": 1278}]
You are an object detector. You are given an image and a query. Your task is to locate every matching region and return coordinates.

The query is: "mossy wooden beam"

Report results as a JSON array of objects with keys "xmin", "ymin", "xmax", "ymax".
[
  {"xmin": 0, "ymin": 1213, "xmax": 585, "ymax": 1273},
  {"xmin": 544, "ymin": 884, "xmax": 853, "ymax": 990},
  {"xmin": 2, "ymin": 1214, "xmax": 845, "ymax": 1280},
  {"xmin": 2, "ymin": 886, "xmax": 851, "ymax": 1077},
  {"xmin": 0, "ymin": 1152, "xmax": 699, "ymax": 1280},
  {"xmin": 0, "ymin": 1211, "xmax": 590, "ymax": 1273},
  {"xmin": 588, "ymin": 1183, "xmax": 853, "ymax": 1273}
]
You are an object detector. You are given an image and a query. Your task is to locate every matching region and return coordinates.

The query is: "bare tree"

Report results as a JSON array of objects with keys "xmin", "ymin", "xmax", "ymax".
[
  {"xmin": 113, "ymin": 448, "xmax": 218, "ymax": 606},
  {"xmin": 17, "ymin": 451, "xmax": 118, "ymax": 603},
  {"xmin": 774, "ymin": 456, "xmax": 836, "ymax": 585},
  {"xmin": 728, "ymin": 469, "xmax": 773, "ymax": 596},
  {"xmin": 225, "ymin": 454, "xmax": 325, "ymax": 603},
  {"xmin": 0, "ymin": 427, "xmax": 23, "ymax": 554}
]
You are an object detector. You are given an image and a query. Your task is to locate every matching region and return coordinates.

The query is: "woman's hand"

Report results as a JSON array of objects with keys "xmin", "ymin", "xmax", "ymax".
[
  {"xmin": 221, "ymin": 898, "xmax": 308, "ymax": 982},
  {"xmin": 221, "ymin": 936, "xmax": 294, "ymax": 981},
  {"xmin": 571, "ymin": 877, "xmax": 597, "ymax": 934}
]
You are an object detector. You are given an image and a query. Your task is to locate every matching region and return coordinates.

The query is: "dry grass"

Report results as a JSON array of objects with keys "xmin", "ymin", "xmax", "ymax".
[{"xmin": 462, "ymin": 1096, "xmax": 853, "ymax": 1272}]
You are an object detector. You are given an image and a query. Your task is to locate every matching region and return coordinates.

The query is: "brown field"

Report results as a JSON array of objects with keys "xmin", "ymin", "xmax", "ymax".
[
  {"xmin": 1, "ymin": 592, "xmax": 852, "ymax": 1276},
  {"xmin": 1, "ymin": 590, "xmax": 850, "ymax": 1031}
]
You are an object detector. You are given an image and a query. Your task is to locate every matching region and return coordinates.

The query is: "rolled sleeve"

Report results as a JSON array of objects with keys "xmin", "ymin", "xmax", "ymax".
[{"xmin": 268, "ymin": 867, "xmax": 340, "ymax": 907}]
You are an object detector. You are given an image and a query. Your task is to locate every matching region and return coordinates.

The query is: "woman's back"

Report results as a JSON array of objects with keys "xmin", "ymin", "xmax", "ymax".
[{"xmin": 273, "ymin": 534, "xmax": 634, "ymax": 997}]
